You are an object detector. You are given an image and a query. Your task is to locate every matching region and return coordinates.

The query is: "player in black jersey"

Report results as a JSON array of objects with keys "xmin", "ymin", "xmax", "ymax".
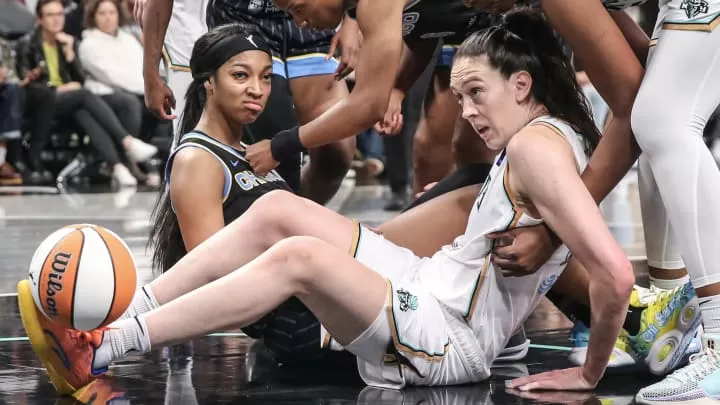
[
  {"xmin": 139, "ymin": 0, "xmax": 361, "ymax": 205},
  {"xmin": 147, "ymin": 24, "xmax": 328, "ymax": 363},
  {"xmin": 206, "ymin": 0, "xmax": 360, "ymax": 205}
]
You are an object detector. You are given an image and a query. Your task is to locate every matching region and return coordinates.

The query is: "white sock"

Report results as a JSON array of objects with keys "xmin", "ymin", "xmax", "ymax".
[
  {"xmin": 93, "ymin": 315, "xmax": 152, "ymax": 370},
  {"xmin": 115, "ymin": 285, "xmax": 160, "ymax": 323},
  {"xmin": 0, "ymin": 146, "xmax": 6, "ymax": 166},
  {"xmin": 649, "ymin": 275, "xmax": 690, "ymax": 290},
  {"xmin": 699, "ymin": 293, "xmax": 720, "ymax": 335}
]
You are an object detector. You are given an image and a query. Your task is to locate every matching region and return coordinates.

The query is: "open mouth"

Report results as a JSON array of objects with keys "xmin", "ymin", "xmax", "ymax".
[{"xmin": 476, "ymin": 126, "xmax": 490, "ymax": 136}]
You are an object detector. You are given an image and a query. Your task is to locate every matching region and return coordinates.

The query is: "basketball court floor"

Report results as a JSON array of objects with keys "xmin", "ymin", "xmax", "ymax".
[{"xmin": 0, "ymin": 171, "xmax": 663, "ymax": 404}]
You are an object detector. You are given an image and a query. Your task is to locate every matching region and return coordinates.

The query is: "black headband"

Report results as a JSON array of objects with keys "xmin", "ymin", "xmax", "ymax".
[{"xmin": 193, "ymin": 33, "xmax": 272, "ymax": 80}]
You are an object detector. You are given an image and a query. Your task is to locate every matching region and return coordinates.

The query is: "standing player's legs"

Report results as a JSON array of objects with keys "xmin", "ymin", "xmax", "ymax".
[
  {"xmin": 279, "ymin": 20, "xmax": 355, "ymax": 204},
  {"xmin": 610, "ymin": 6, "xmax": 690, "ymax": 290},
  {"xmin": 633, "ymin": 3, "xmax": 720, "ymax": 401}
]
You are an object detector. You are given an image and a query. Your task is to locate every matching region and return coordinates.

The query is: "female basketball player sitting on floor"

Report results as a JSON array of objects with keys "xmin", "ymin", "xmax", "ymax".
[
  {"xmin": 19, "ymin": 9, "xmax": 635, "ymax": 393},
  {"xmin": 143, "ymin": 22, "xmax": 525, "ymax": 366}
]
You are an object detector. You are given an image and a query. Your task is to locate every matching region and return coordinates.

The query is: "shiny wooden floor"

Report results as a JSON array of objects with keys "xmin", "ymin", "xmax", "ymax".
[{"xmin": 0, "ymin": 172, "xmax": 660, "ymax": 405}]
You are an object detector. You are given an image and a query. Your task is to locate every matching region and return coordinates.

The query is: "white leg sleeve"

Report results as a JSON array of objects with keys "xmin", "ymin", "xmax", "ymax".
[{"xmin": 631, "ymin": 21, "xmax": 720, "ymax": 288}]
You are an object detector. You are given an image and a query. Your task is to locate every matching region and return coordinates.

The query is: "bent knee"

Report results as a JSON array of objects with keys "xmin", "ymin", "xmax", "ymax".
[
  {"xmin": 251, "ymin": 189, "xmax": 299, "ymax": 217},
  {"xmin": 248, "ymin": 189, "xmax": 307, "ymax": 234},
  {"xmin": 269, "ymin": 236, "xmax": 328, "ymax": 291}
]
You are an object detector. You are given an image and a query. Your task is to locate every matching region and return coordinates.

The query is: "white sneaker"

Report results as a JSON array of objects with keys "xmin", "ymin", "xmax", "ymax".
[
  {"xmin": 125, "ymin": 138, "xmax": 158, "ymax": 162},
  {"xmin": 635, "ymin": 334, "xmax": 720, "ymax": 404},
  {"xmin": 113, "ymin": 164, "xmax": 137, "ymax": 187}
]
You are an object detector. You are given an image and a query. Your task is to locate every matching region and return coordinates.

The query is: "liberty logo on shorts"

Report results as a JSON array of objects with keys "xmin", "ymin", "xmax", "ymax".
[
  {"xmin": 681, "ymin": 0, "xmax": 709, "ymax": 18},
  {"xmin": 397, "ymin": 289, "xmax": 418, "ymax": 312},
  {"xmin": 537, "ymin": 274, "xmax": 558, "ymax": 296}
]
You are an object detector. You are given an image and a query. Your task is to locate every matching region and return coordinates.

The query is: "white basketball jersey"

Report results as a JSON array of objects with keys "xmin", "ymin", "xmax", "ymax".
[
  {"xmin": 418, "ymin": 116, "xmax": 589, "ymax": 359},
  {"xmin": 164, "ymin": 0, "xmax": 209, "ymax": 69}
]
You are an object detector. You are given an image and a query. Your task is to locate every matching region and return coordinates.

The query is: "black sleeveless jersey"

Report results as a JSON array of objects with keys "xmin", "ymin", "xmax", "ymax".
[
  {"xmin": 210, "ymin": 0, "xmax": 286, "ymax": 22},
  {"xmin": 401, "ymin": 0, "xmax": 496, "ymax": 46},
  {"xmin": 348, "ymin": 0, "xmax": 496, "ymax": 46},
  {"xmin": 166, "ymin": 131, "xmax": 291, "ymax": 226}
]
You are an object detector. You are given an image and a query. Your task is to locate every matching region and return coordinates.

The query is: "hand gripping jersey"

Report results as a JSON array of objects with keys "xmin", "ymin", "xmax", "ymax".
[{"xmin": 166, "ymin": 131, "xmax": 291, "ymax": 225}]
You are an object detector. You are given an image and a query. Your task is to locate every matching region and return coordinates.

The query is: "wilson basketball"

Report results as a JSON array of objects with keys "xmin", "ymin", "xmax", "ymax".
[{"xmin": 27, "ymin": 224, "xmax": 137, "ymax": 330}]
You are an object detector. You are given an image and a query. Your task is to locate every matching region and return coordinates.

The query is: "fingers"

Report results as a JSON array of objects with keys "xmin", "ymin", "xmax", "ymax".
[
  {"xmin": 423, "ymin": 182, "xmax": 438, "ymax": 192},
  {"xmin": 334, "ymin": 64, "xmax": 354, "ymax": 81},
  {"xmin": 506, "ymin": 372, "xmax": 557, "ymax": 391},
  {"xmin": 326, "ymin": 33, "xmax": 339, "ymax": 61}
]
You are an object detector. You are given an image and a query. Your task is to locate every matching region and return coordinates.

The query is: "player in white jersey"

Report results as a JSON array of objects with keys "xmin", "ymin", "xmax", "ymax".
[
  {"xmin": 18, "ymin": 9, "xmax": 637, "ymax": 393},
  {"xmin": 458, "ymin": 1, "xmax": 720, "ymax": 401},
  {"xmin": 131, "ymin": 0, "xmax": 207, "ymax": 143},
  {"xmin": 161, "ymin": 0, "xmax": 207, "ymax": 141}
]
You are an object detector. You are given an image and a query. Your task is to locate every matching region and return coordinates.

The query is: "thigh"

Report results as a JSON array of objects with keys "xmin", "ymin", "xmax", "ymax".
[
  {"xmin": 102, "ymin": 90, "xmax": 141, "ymax": 113},
  {"xmin": 634, "ymin": 24, "xmax": 720, "ymax": 148},
  {"xmin": 379, "ymin": 184, "xmax": 480, "ymax": 258},
  {"xmin": 289, "ymin": 73, "xmax": 348, "ymax": 125},
  {"xmin": 54, "ymin": 89, "xmax": 87, "ymax": 117}
]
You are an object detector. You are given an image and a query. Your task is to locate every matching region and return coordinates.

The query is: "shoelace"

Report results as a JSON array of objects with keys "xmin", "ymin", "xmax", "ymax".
[
  {"xmin": 667, "ymin": 348, "xmax": 720, "ymax": 384},
  {"xmin": 640, "ymin": 285, "xmax": 683, "ymax": 332}
]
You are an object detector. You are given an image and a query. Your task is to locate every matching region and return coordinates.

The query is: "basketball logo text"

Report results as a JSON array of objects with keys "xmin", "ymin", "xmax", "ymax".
[{"xmin": 45, "ymin": 252, "xmax": 71, "ymax": 317}]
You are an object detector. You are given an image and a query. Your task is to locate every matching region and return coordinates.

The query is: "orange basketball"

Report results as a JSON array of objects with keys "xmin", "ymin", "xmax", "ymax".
[{"xmin": 28, "ymin": 224, "xmax": 137, "ymax": 330}]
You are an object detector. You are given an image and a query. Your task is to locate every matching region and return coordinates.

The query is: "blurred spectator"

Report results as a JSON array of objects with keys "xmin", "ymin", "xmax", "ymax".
[
  {"xmin": 354, "ymin": 128, "xmax": 384, "ymax": 179},
  {"xmin": 16, "ymin": 0, "xmax": 157, "ymax": 185},
  {"xmin": 80, "ymin": 0, "xmax": 145, "ymax": 142},
  {"xmin": 0, "ymin": 59, "xmax": 23, "ymax": 185}
]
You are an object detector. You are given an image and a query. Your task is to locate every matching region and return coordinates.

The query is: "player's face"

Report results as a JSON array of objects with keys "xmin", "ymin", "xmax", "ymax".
[
  {"xmin": 450, "ymin": 56, "xmax": 534, "ymax": 150},
  {"xmin": 273, "ymin": 0, "xmax": 344, "ymax": 29},
  {"xmin": 212, "ymin": 51, "xmax": 272, "ymax": 124}
]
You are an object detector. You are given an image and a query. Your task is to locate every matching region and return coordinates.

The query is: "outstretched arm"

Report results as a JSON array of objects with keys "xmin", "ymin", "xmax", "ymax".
[
  {"xmin": 504, "ymin": 127, "xmax": 634, "ymax": 390},
  {"xmin": 266, "ymin": 0, "xmax": 405, "ymax": 164}
]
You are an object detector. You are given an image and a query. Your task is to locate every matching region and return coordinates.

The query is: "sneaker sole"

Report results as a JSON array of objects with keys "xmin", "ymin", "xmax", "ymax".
[
  {"xmin": 17, "ymin": 280, "xmax": 78, "ymax": 395},
  {"xmin": 646, "ymin": 314, "xmax": 701, "ymax": 376}
]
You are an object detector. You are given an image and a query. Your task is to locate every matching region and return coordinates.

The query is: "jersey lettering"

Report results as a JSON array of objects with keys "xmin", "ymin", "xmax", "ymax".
[
  {"xmin": 402, "ymin": 12, "xmax": 420, "ymax": 36},
  {"xmin": 235, "ymin": 170, "xmax": 284, "ymax": 191}
]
